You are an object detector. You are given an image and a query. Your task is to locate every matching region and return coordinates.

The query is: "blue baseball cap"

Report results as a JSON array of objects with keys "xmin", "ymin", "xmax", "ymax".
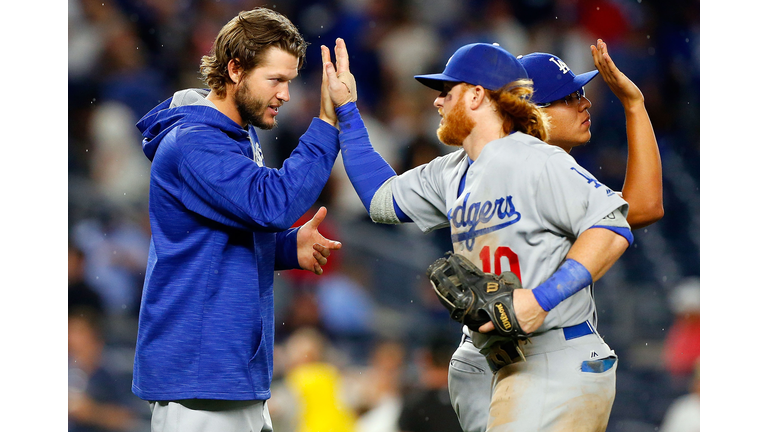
[
  {"xmin": 415, "ymin": 43, "xmax": 528, "ymax": 92},
  {"xmin": 517, "ymin": 53, "xmax": 599, "ymax": 105}
]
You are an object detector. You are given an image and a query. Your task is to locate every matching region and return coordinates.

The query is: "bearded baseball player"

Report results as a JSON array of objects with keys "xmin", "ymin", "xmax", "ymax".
[
  {"xmin": 132, "ymin": 8, "xmax": 342, "ymax": 431},
  {"xmin": 446, "ymin": 40, "xmax": 665, "ymax": 432},
  {"xmin": 322, "ymin": 38, "xmax": 634, "ymax": 432}
]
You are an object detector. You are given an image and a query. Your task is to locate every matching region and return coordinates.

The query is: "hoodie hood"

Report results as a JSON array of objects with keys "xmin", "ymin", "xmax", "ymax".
[{"xmin": 137, "ymin": 89, "xmax": 249, "ymax": 161}]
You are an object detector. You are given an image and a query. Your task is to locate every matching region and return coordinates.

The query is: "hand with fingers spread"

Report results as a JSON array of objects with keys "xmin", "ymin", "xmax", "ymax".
[
  {"xmin": 322, "ymin": 38, "xmax": 357, "ymax": 108},
  {"xmin": 591, "ymin": 39, "xmax": 644, "ymax": 110},
  {"xmin": 296, "ymin": 206, "xmax": 342, "ymax": 275}
]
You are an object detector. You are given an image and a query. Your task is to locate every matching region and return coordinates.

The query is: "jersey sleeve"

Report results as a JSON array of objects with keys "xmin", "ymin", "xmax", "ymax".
[
  {"xmin": 391, "ymin": 155, "xmax": 456, "ymax": 233},
  {"xmin": 176, "ymin": 119, "xmax": 339, "ymax": 231},
  {"xmin": 534, "ymin": 152, "xmax": 629, "ymax": 238}
]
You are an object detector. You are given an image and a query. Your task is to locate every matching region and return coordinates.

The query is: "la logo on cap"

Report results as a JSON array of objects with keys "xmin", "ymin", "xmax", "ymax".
[{"xmin": 549, "ymin": 57, "xmax": 570, "ymax": 74}]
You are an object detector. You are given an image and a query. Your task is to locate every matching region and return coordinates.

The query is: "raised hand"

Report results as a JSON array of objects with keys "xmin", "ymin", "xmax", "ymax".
[
  {"xmin": 323, "ymin": 38, "xmax": 357, "ymax": 107},
  {"xmin": 319, "ymin": 44, "xmax": 337, "ymax": 126},
  {"xmin": 592, "ymin": 40, "xmax": 663, "ymax": 229},
  {"xmin": 590, "ymin": 39, "xmax": 643, "ymax": 110},
  {"xmin": 296, "ymin": 206, "xmax": 342, "ymax": 275}
]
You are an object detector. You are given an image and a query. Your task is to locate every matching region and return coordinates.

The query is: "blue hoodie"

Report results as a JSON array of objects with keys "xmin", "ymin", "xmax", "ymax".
[{"xmin": 132, "ymin": 89, "xmax": 339, "ymax": 401}]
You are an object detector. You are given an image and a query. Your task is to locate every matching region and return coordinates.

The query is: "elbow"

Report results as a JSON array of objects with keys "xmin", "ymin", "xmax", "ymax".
[
  {"xmin": 651, "ymin": 205, "xmax": 665, "ymax": 223},
  {"xmin": 618, "ymin": 234, "xmax": 631, "ymax": 252},
  {"xmin": 609, "ymin": 227, "xmax": 631, "ymax": 254},
  {"xmin": 627, "ymin": 203, "xmax": 665, "ymax": 229}
]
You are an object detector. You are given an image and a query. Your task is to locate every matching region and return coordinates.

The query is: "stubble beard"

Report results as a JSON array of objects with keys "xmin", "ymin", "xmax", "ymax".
[
  {"xmin": 436, "ymin": 97, "xmax": 475, "ymax": 147},
  {"xmin": 234, "ymin": 80, "xmax": 275, "ymax": 130}
]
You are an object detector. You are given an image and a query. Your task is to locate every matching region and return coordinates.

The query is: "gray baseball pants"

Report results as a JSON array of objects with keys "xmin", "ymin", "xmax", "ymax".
[
  {"xmin": 149, "ymin": 399, "xmax": 273, "ymax": 432},
  {"xmin": 448, "ymin": 323, "xmax": 617, "ymax": 432}
]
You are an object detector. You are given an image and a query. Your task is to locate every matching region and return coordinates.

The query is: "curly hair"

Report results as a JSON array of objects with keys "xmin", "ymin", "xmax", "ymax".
[
  {"xmin": 486, "ymin": 79, "xmax": 550, "ymax": 142},
  {"xmin": 200, "ymin": 8, "xmax": 308, "ymax": 97}
]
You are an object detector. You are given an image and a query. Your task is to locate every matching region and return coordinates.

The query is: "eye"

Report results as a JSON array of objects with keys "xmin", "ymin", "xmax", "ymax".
[
  {"xmin": 564, "ymin": 92, "xmax": 582, "ymax": 105},
  {"xmin": 442, "ymin": 82, "xmax": 459, "ymax": 95}
]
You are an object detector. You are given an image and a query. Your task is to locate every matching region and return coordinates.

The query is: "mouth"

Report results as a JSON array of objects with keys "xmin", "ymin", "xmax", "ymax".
[
  {"xmin": 582, "ymin": 115, "xmax": 591, "ymax": 127},
  {"xmin": 268, "ymin": 105, "xmax": 280, "ymax": 116}
]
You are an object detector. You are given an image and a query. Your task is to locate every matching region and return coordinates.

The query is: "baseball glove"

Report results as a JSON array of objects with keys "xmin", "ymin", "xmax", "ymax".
[{"xmin": 426, "ymin": 252, "xmax": 530, "ymax": 339}]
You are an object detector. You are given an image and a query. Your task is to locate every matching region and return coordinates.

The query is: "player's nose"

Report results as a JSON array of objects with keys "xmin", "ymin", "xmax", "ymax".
[
  {"xmin": 580, "ymin": 96, "xmax": 591, "ymax": 110},
  {"xmin": 277, "ymin": 84, "xmax": 290, "ymax": 102},
  {"xmin": 434, "ymin": 95, "xmax": 445, "ymax": 109}
]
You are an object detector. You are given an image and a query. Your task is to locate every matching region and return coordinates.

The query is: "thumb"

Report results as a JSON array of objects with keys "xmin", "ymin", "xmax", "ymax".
[
  {"xmin": 479, "ymin": 321, "xmax": 495, "ymax": 333},
  {"xmin": 321, "ymin": 47, "xmax": 331, "ymax": 84},
  {"xmin": 321, "ymin": 61, "xmax": 328, "ymax": 84},
  {"xmin": 306, "ymin": 206, "xmax": 327, "ymax": 229}
]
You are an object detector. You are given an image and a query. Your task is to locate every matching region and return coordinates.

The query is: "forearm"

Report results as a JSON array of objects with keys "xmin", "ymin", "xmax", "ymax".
[
  {"xmin": 337, "ymin": 102, "xmax": 398, "ymax": 212},
  {"xmin": 622, "ymin": 103, "xmax": 664, "ymax": 228},
  {"xmin": 531, "ymin": 227, "xmax": 629, "ymax": 312},
  {"xmin": 178, "ymin": 119, "xmax": 339, "ymax": 231},
  {"xmin": 565, "ymin": 227, "xmax": 630, "ymax": 282},
  {"xmin": 253, "ymin": 119, "xmax": 339, "ymax": 229}
]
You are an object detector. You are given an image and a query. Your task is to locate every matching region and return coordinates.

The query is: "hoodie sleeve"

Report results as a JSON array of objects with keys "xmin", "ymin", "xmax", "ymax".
[
  {"xmin": 274, "ymin": 227, "xmax": 300, "ymax": 270},
  {"xmin": 175, "ymin": 118, "xmax": 339, "ymax": 231}
]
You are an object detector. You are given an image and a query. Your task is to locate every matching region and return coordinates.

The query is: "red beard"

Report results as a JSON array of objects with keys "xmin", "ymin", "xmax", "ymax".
[{"xmin": 437, "ymin": 91, "xmax": 475, "ymax": 147}]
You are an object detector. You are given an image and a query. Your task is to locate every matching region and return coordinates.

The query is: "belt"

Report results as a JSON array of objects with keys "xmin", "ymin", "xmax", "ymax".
[
  {"xmin": 562, "ymin": 321, "xmax": 595, "ymax": 340},
  {"xmin": 484, "ymin": 321, "xmax": 595, "ymax": 372}
]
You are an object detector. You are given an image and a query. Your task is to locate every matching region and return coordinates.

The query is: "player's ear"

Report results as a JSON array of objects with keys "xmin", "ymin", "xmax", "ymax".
[
  {"xmin": 469, "ymin": 85, "xmax": 485, "ymax": 110},
  {"xmin": 228, "ymin": 59, "xmax": 243, "ymax": 84}
]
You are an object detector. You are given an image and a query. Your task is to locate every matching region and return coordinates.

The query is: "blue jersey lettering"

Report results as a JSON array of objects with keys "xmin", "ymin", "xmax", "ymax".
[{"xmin": 448, "ymin": 192, "xmax": 522, "ymax": 251}]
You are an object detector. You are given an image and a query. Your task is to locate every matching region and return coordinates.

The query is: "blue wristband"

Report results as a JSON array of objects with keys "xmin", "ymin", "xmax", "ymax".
[{"xmin": 531, "ymin": 259, "xmax": 593, "ymax": 312}]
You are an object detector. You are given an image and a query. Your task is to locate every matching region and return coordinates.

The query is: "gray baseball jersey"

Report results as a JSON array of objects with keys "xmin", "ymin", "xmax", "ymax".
[{"xmin": 391, "ymin": 132, "xmax": 627, "ymax": 332}]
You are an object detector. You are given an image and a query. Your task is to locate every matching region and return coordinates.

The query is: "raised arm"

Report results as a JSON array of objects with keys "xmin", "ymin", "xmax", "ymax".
[
  {"xmin": 591, "ymin": 39, "xmax": 664, "ymax": 229},
  {"xmin": 322, "ymin": 39, "xmax": 410, "ymax": 222}
]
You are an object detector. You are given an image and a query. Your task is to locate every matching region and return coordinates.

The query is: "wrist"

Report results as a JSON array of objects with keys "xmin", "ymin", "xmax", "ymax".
[
  {"xmin": 336, "ymin": 102, "xmax": 364, "ymax": 131},
  {"xmin": 622, "ymin": 97, "xmax": 646, "ymax": 114},
  {"xmin": 319, "ymin": 114, "xmax": 336, "ymax": 127},
  {"xmin": 336, "ymin": 101, "xmax": 357, "ymax": 116}
]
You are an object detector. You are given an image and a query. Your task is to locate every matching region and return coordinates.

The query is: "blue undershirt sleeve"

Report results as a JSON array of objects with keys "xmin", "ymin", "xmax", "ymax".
[{"xmin": 337, "ymin": 102, "xmax": 398, "ymax": 213}]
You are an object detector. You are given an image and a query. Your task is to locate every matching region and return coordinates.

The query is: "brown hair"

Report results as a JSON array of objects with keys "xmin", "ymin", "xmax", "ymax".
[
  {"xmin": 200, "ymin": 8, "xmax": 308, "ymax": 97},
  {"xmin": 487, "ymin": 79, "xmax": 550, "ymax": 142}
]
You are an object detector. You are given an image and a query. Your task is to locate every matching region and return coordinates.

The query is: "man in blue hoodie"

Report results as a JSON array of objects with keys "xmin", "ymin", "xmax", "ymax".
[{"xmin": 132, "ymin": 7, "xmax": 349, "ymax": 431}]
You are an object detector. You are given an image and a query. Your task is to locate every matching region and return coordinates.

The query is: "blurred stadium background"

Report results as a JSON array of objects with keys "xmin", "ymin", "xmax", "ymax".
[{"xmin": 68, "ymin": 0, "xmax": 700, "ymax": 431}]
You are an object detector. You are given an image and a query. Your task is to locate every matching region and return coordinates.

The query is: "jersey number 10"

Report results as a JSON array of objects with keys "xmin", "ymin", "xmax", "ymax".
[{"xmin": 479, "ymin": 246, "xmax": 522, "ymax": 282}]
